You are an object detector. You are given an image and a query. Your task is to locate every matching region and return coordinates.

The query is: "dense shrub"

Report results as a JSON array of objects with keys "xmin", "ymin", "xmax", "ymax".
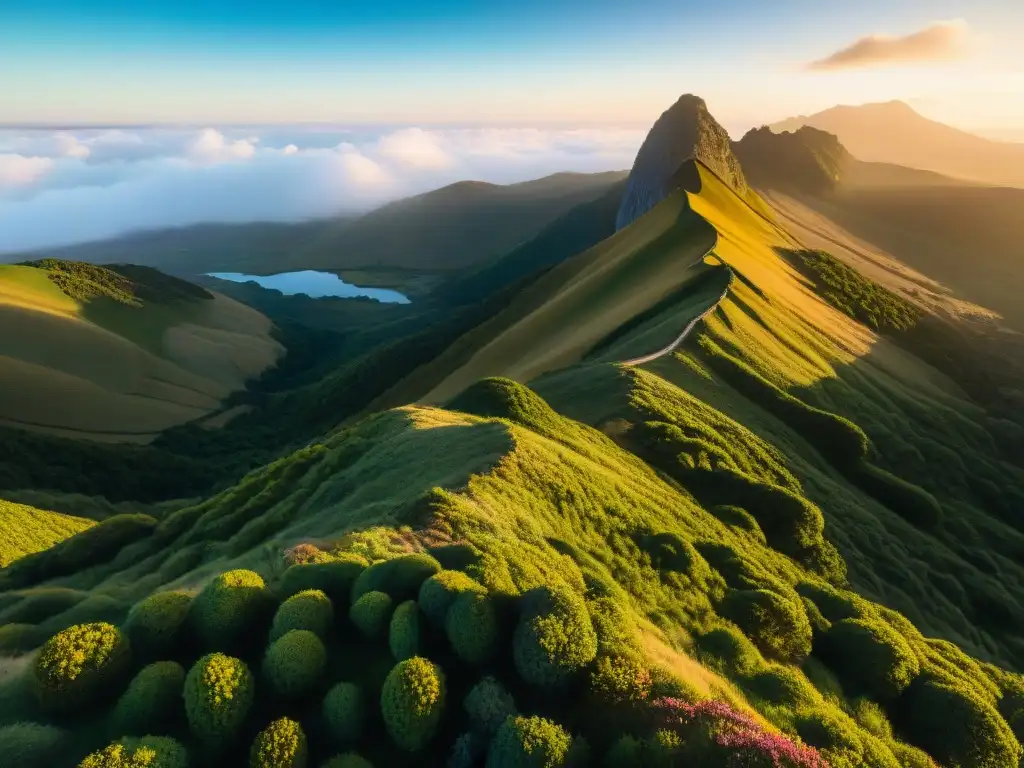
[
  {"xmin": 514, "ymin": 586, "xmax": 597, "ymax": 689},
  {"xmin": 589, "ymin": 654, "xmax": 652, "ymax": 705},
  {"xmin": 270, "ymin": 589, "xmax": 333, "ymax": 642},
  {"xmin": 639, "ymin": 531, "xmax": 706, "ymax": 578},
  {"xmin": 0, "ymin": 622, "xmax": 44, "ymax": 655},
  {"xmin": 0, "ymin": 587, "xmax": 85, "ymax": 625},
  {"xmin": 487, "ymin": 715, "xmax": 572, "ymax": 768},
  {"xmin": 79, "ymin": 736, "xmax": 188, "ymax": 768},
  {"xmin": 449, "ymin": 731, "xmax": 486, "ymax": 768},
  {"xmin": 123, "ymin": 591, "xmax": 192, "ymax": 658},
  {"xmin": 350, "ymin": 591, "xmax": 393, "ymax": 638},
  {"xmin": 110, "ymin": 661, "xmax": 186, "ymax": 736},
  {"xmin": 389, "ymin": 600, "xmax": 421, "ymax": 660},
  {"xmin": 710, "ymin": 505, "xmax": 767, "ymax": 545},
  {"xmin": 0, "ymin": 722, "xmax": 68, "ymax": 768},
  {"xmin": 33, "ymin": 622, "xmax": 132, "ymax": 713},
  {"xmin": 324, "ymin": 682, "xmax": 364, "ymax": 745},
  {"xmin": 251, "ymin": 717, "xmax": 307, "ymax": 768},
  {"xmin": 745, "ymin": 666, "xmax": 818, "ymax": 707},
  {"xmin": 446, "ymin": 592, "xmax": 498, "ymax": 665},
  {"xmin": 465, "ymin": 676, "xmax": 517, "ymax": 736},
  {"xmin": 278, "ymin": 554, "xmax": 367, "ymax": 604},
  {"xmin": 823, "ymin": 618, "xmax": 920, "ymax": 700},
  {"xmin": 322, "ymin": 755, "xmax": 373, "ymax": 768},
  {"xmin": 794, "ymin": 711, "xmax": 864, "ymax": 766},
  {"xmin": 719, "ymin": 588, "xmax": 812, "ymax": 664},
  {"xmin": 900, "ymin": 675, "xmax": 1022, "ymax": 768},
  {"xmin": 694, "ymin": 626, "xmax": 763, "ymax": 676},
  {"xmin": 190, "ymin": 569, "xmax": 271, "ymax": 651},
  {"xmin": 419, "ymin": 570, "xmax": 487, "ymax": 626},
  {"xmin": 852, "ymin": 463, "xmax": 943, "ymax": 528},
  {"xmin": 795, "ymin": 581, "xmax": 864, "ymax": 623},
  {"xmin": 380, "ymin": 657, "xmax": 446, "ymax": 752},
  {"xmin": 264, "ymin": 629, "xmax": 327, "ymax": 698},
  {"xmin": 605, "ymin": 734, "xmax": 643, "ymax": 767},
  {"xmin": 351, "ymin": 553, "xmax": 442, "ymax": 603},
  {"xmin": 183, "ymin": 653, "xmax": 254, "ymax": 745}
]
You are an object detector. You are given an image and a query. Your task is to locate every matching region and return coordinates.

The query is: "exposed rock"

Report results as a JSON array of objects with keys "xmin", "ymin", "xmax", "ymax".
[{"xmin": 733, "ymin": 126, "xmax": 850, "ymax": 195}]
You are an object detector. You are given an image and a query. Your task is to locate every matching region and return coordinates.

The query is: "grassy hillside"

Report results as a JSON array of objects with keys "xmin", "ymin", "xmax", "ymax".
[
  {"xmin": 0, "ymin": 260, "xmax": 282, "ymax": 443},
  {"xmin": 0, "ymin": 499, "xmax": 94, "ymax": 568},
  {"xmin": 2, "ymin": 159, "xmax": 1023, "ymax": 768}
]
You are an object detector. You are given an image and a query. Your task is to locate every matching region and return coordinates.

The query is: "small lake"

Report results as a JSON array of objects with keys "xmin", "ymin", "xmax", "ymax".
[{"xmin": 206, "ymin": 270, "xmax": 410, "ymax": 304}]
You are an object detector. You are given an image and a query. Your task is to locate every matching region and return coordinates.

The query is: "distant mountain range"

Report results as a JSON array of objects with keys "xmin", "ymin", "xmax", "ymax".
[{"xmin": 772, "ymin": 101, "xmax": 1024, "ymax": 187}]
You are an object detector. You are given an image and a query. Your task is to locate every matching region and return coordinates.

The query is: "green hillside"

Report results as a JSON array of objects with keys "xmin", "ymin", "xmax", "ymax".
[
  {"xmin": 0, "ymin": 499, "xmax": 94, "ymax": 568},
  {"xmin": 2, "ymin": 107, "xmax": 1024, "ymax": 768}
]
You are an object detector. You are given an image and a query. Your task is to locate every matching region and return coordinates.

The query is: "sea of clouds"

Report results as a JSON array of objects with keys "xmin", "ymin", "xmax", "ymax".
[{"xmin": 0, "ymin": 125, "xmax": 645, "ymax": 253}]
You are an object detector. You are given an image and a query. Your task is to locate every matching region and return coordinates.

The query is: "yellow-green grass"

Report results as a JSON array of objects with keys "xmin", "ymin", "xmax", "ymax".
[
  {"xmin": 0, "ymin": 265, "xmax": 283, "ymax": 442},
  {"xmin": 0, "ymin": 498, "xmax": 94, "ymax": 567}
]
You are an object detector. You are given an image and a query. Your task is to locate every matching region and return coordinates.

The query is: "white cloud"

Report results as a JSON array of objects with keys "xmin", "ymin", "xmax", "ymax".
[
  {"xmin": 808, "ymin": 19, "xmax": 974, "ymax": 71},
  {"xmin": 0, "ymin": 124, "xmax": 642, "ymax": 253}
]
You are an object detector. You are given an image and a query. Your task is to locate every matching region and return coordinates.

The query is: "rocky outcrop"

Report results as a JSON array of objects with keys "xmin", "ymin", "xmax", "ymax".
[
  {"xmin": 733, "ymin": 126, "xmax": 850, "ymax": 195},
  {"xmin": 616, "ymin": 95, "xmax": 746, "ymax": 230}
]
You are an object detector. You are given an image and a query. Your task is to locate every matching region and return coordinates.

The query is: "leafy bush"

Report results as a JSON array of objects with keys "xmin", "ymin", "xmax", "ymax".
[
  {"xmin": 190, "ymin": 569, "xmax": 271, "ymax": 651},
  {"xmin": 278, "ymin": 555, "xmax": 367, "ymax": 604},
  {"xmin": 638, "ymin": 531, "xmax": 707, "ymax": 579},
  {"xmin": 79, "ymin": 736, "xmax": 188, "ymax": 768},
  {"xmin": 350, "ymin": 591, "xmax": 393, "ymax": 638},
  {"xmin": 900, "ymin": 675, "xmax": 1022, "ymax": 768},
  {"xmin": 0, "ymin": 622, "xmax": 44, "ymax": 656},
  {"xmin": 851, "ymin": 463, "xmax": 943, "ymax": 529},
  {"xmin": 183, "ymin": 653, "xmax": 254, "ymax": 745},
  {"xmin": 710, "ymin": 505, "xmax": 766, "ymax": 545},
  {"xmin": 322, "ymin": 755, "xmax": 373, "ymax": 768},
  {"xmin": 263, "ymin": 629, "xmax": 327, "ymax": 698},
  {"xmin": 446, "ymin": 592, "xmax": 498, "ymax": 665},
  {"xmin": 123, "ymin": 591, "xmax": 192, "ymax": 658},
  {"xmin": 719, "ymin": 588, "xmax": 812, "ymax": 664},
  {"xmin": 389, "ymin": 599, "xmax": 421, "ymax": 660},
  {"xmin": 589, "ymin": 654, "xmax": 652, "ymax": 705},
  {"xmin": 744, "ymin": 666, "xmax": 818, "ymax": 707},
  {"xmin": 449, "ymin": 731, "xmax": 486, "ymax": 768},
  {"xmin": 795, "ymin": 581, "xmax": 864, "ymax": 623},
  {"xmin": 270, "ymin": 589, "xmax": 333, "ymax": 642},
  {"xmin": 323, "ymin": 682, "xmax": 364, "ymax": 745},
  {"xmin": 694, "ymin": 626, "xmax": 763, "ymax": 676},
  {"xmin": 250, "ymin": 717, "xmax": 307, "ymax": 768},
  {"xmin": 109, "ymin": 661, "xmax": 186, "ymax": 736},
  {"xmin": 465, "ymin": 676, "xmax": 517, "ymax": 736},
  {"xmin": 33, "ymin": 622, "xmax": 132, "ymax": 713},
  {"xmin": 823, "ymin": 618, "xmax": 920, "ymax": 700},
  {"xmin": 351, "ymin": 552, "xmax": 442, "ymax": 603},
  {"xmin": 0, "ymin": 722, "xmax": 68, "ymax": 768},
  {"xmin": 418, "ymin": 570, "xmax": 487, "ymax": 626},
  {"xmin": 380, "ymin": 656, "xmax": 446, "ymax": 752},
  {"xmin": 605, "ymin": 734, "xmax": 643, "ymax": 767},
  {"xmin": 514, "ymin": 586, "xmax": 598, "ymax": 689},
  {"xmin": 487, "ymin": 715, "xmax": 572, "ymax": 768},
  {"xmin": 794, "ymin": 711, "xmax": 864, "ymax": 766}
]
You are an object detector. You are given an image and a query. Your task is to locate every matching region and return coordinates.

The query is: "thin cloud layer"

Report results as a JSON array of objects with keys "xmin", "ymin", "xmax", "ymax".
[
  {"xmin": 0, "ymin": 125, "xmax": 643, "ymax": 253},
  {"xmin": 808, "ymin": 19, "xmax": 972, "ymax": 71}
]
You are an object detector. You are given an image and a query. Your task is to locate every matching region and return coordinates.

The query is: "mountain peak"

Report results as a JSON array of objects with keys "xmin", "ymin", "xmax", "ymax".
[
  {"xmin": 615, "ymin": 94, "xmax": 745, "ymax": 230},
  {"xmin": 734, "ymin": 125, "xmax": 850, "ymax": 194}
]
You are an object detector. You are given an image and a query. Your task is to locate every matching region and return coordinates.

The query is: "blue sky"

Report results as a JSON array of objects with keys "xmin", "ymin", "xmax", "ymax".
[{"xmin": 2, "ymin": 0, "xmax": 1021, "ymax": 130}]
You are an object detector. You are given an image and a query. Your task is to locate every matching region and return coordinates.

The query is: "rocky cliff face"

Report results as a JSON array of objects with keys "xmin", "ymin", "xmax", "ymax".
[
  {"xmin": 616, "ymin": 94, "xmax": 746, "ymax": 230},
  {"xmin": 733, "ymin": 126, "xmax": 850, "ymax": 195}
]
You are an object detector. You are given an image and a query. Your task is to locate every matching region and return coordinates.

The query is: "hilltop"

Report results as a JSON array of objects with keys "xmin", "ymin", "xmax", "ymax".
[
  {"xmin": 0, "ymin": 95, "xmax": 1023, "ymax": 768},
  {"xmin": 772, "ymin": 101, "xmax": 1024, "ymax": 187}
]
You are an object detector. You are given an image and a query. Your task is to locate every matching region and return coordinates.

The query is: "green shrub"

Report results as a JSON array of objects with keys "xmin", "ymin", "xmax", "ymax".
[
  {"xmin": 418, "ymin": 570, "xmax": 486, "ymax": 626},
  {"xmin": 123, "ymin": 591, "xmax": 192, "ymax": 658},
  {"xmin": 719, "ymin": 588, "xmax": 812, "ymax": 664},
  {"xmin": 33, "ymin": 622, "xmax": 132, "ymax": 713},
  {"xmin": 589, "ymin": 655, "xmax": 652, "ymax": 705},
  {"xmin": 183, "ymin": 653, "xmax": 254, "ymax": 745},
  {"xmin": 446, "ymin": 592, "xmax": 498, "ymax": 665},
  {"xmin": 889, "ymin": 741, "xmax": 942, "ymax": 768},
  {"xmin": 351, "ymin": 553, "xmax": 442, "ymax": 603},
  {"xmin": 350, "ymin": 591, "xmax": 393, "ymax": 638},
  {"xmin": 0, "ymin": 622, "xmax": 44, "ymax": 655},
  {"xmin": 795, "ymin": 581, "xmax": 864, "ymax": 623},
  {"xmin": 380, "ymin": 656, "xmax": 446, "ymax": 752},
  {"xmin": 514, "ymin": 586, "xmax": 597, "ymax": 689},
  {"xmin": 900, "ymin": 675, "xmax": 1021, "ymax": 768},
  {"xmin": 487, "ymin": 715, "xmax": 572, "ymax": 768},
  {"xmin": 794, "ymin": 711, "xmax": 864, "ymax": 766},
  {"xmin": 694, "ymin": 626, "xmax": 763, "ymax": 676},
  {"xmin": 605, "ymin": 734, "xmax": 643, "ymax": 767},
  {"xmin": 323, "ymin": 682, "xmax": 364, "ymax": 745},
  {"xmin": 389, "ymin": 600, "xmax": 421, "ymax": 660},
  {"xmin": 710, "ymin": 505, "xmax": 767, "ymax": 545},
  {"xmin": 278, "ymin": 555, "xmax": 367, "ymax": 604},
  {"xmin": 852, "ymin": 463, "xmax": 943, "ymax": 529},
  {"xmin": 0, "ymin": 722, "xmax": 68, "ymax": 768},
  {"xmin": 0, "ymin": 587, "xmax": 85, "ymax": 624},
  {"xmin": 79, "ymin": 736, "xmax": 188, "ymax": 768},
  {"xmin": 251, "ymin": 717, "xmax": 307, "ymax": 768},
  {"xmin": 264, "ymin": 629, "xmax": 327, "ymax": 698},
  {"xmin": 449, "ymin": 731, "xmax": 486, "ymax": 768},
  {"xmin": 270, "ymin": 589, "xmax": 333, "ymax": 642},
  {"xmin": 823, "ymin": 618, "xmax": 920, "ymax": 700},
  {"xmin": 639, "ymin": 531, "xmax": 707, "ymax": 578},
  {"xmin": 110, "ymin": 661, "xmax": 186, "ymax": 736},
  {"xmin": 322, "ymin": 755, "xmax": 373, "ymax": 768},
  {"xmin": 744, "ymin": 665, "xmax": 818, "ymax": 707},
  {"xmin": 190, "ymin": 570, "xmax": 271, "ymax": 651},
  {"xmin": 465, "ymin": 676, "xmax": 517, "ymax": 736}
]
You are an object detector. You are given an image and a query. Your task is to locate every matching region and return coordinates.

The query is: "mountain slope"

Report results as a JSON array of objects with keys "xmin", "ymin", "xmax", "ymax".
[
  {"xmin": 772, "ymin": 100, "xmax": 1024, "ymax": 187},
  {"xmin": 0, "ymin": 499, "xmax": 94, "ymax": 567},
  {"xmin": 0, "ymin": 260, "xmax": 282, "ymax": 442}
]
